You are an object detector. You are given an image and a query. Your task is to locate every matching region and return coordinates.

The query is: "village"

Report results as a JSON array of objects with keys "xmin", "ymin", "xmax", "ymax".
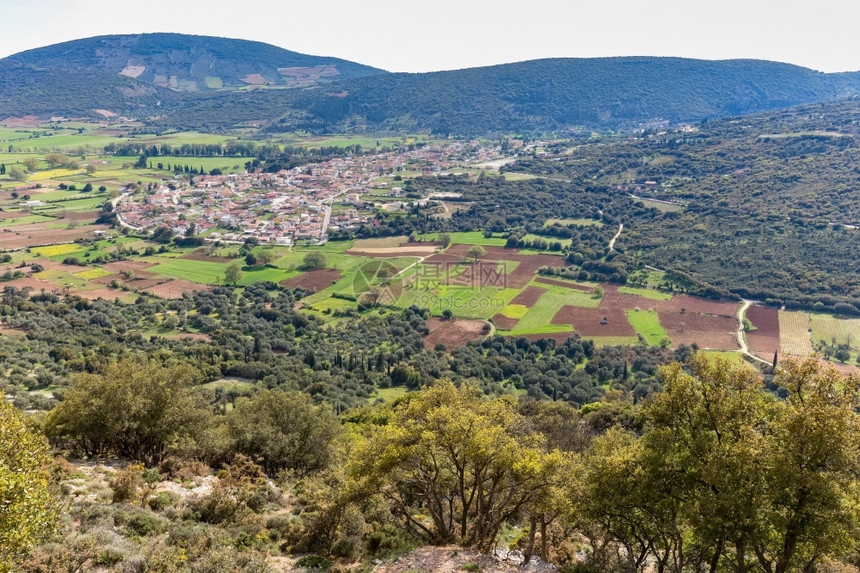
[{"xmin": 113, "ymin": 139, "xmax": 512, "ymax": 245}]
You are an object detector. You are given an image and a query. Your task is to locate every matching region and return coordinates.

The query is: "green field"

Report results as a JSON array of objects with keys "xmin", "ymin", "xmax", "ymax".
[
  {"xmin": 368, "ymin": 386, "xmax": 410, "ymax": 404},
  {"xmin": 499, "ymin": 304, "xmax": 530, "ymax": 319},
  {"xmin": 501, "ymin": 172, "xmax": 539, "ymax": 181},
  {"xmin": 74, "ymin": 268, "xmax": 114, "ymax": 280},
  {"xmin": 618, "ymin": 286, "xmax": 674, "ymax": 300},
  {"xmin": 148, "ymin": 258, "xmax": 230, "ymax": 284},
  {"xmin": 810, "ymin": 313, "xmax": 860, "ymax": 347},
  {"xmin": 699, "ymin": 350, "xmax": 751, "ymax": 366},
  {"xmin": 0, "ymin": 214, "xmax": 55, "ymax": 227},
  {"xmin": 507, "ymin": 285, "xmax": 598, "ymax": 335},
  {"xmin": 237, "ymin": 266, "xmax": 296, "ymax": 286},
  {"xmin": 627, "ymin": 309, "xmax": 670, "ymax": 346},
  {"xmin": 635, "ymin": 198, "xmax": 684, "ymax": 213}
]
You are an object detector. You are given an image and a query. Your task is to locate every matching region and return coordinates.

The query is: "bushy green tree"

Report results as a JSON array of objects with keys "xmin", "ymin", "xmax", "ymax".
[
  {"xmin": 45, "ymin": 358, "xmax": 208, "ymax": 465},
  {"xmin": 351, "ymin": 380, "xmax": 570, "ymax": 551},
  {"xmin": 224, "ymin": 261, "xmax": 243, "ymax": 285},
  {"xmin": 580, "ymin": 354, "xmax": 860, "ymax": 573},
  {"xmin": 303, "ymin": 251, "xmax": 327, "ymax": 269},
  {"xmin": 0, "ymin": 402, "xmax": 58, "ymax": 570},
  {"xmin": 226, "ymin": 389, "xmax": 340, "ymax": 476}
]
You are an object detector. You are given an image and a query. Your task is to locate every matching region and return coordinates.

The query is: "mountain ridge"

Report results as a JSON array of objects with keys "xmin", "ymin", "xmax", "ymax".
[{"xmin": 4, "ymin": 34, "xmax": 860, "ymax": 134}]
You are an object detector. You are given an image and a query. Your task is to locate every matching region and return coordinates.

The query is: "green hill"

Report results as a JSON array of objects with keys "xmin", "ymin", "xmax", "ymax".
[{"xmin": 4, "ymin": 35, "xmax": 860, "ymax": 133}]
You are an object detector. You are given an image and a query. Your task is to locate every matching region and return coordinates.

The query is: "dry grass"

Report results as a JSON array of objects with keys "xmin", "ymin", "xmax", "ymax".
[{"xmin": 779, "ymin": 310, "xmax": 814, "ymax": 356}]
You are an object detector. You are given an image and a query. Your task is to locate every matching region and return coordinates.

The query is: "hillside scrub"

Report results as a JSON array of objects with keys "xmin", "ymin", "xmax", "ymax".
[{"xmin": 13, "ymin": 355, "xmax": 860, "ymax": 571}]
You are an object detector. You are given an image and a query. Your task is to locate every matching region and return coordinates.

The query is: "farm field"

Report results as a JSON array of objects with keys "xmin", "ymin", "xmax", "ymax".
[
  {"xmin": 626, "ymin": 309, "xmax": 670, "ymax": 346},
  {"xmin": 779, "ymin": 310, "xmax": 815, "ymax": 356},
  {"xmin": 0, "ymin": 125, "xmax": 857, "ymax": 365}
]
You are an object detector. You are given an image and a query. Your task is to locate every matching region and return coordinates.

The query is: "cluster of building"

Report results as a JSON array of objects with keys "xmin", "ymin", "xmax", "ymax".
[{"xmin": 114, "ymin": 140, "xmax": 511, "ymax": 245}]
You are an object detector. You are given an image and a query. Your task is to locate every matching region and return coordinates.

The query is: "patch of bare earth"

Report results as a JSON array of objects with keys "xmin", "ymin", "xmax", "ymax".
[
  {"xmin": 1, "ymin": 115, "xmax": 42, "ymax": 127},
  {"xmin": 491, "ymin": 313, "xmax": 520, "ymax": 330},
  {"xmin": 0, "ymin": 224, "xmax": 109, "ymax": 249},
  {"xmin": 424, "ymin": 318, "xmax": 488, "ymax": 350},
  {"xmin": 745, "ymin": 305, "xmax": 781, "ymax": 359},
  {"xmin": 552, "ymin": 306, "xmax": 636, "ymax": 337},
  {"xmin": 281, "ymin": 268, "xmax": 343, "ymax": 292},
  {"xmin": 658, "ymin": 312, "xmax": 739, "ymax": 349},
  {"xmin": 373, "ymin": 545, "xmax": 557, "ymax": 573},
  {"xmin": 144, "ymin": 279, "xmax": 212, "ymax": 299},
  {"xmin": 74, "ymin": 287, "xmax": 124, "ymax": 301},
  {"xmin": 510, "ymin": 286, "xmax": 546, "ymax": 307},
  {"xmin": 1, "ymin": 276, "xmax": 58, "ymax": 292},
  {"xmin": 655, "ymin": 294, "xmax": 740, "ymax": 317}
]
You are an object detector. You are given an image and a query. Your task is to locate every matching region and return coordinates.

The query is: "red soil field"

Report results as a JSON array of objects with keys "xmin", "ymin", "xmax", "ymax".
[
  {"xmin": 655, "ymin": 294, "xmax": 740, "ymax": 317},
  {"xmin": 281, "ymin": 268, "xmax": 343, "ymax": 292},
  {"xmin": 658, "ymin": 312, "xmax": 739, "ymax": 349},
  {"xmin": 552, "ymin": 305, "xmax": 636, "ymax": 337},
  {"xmin": 56, "ymin": 210, "xmax": 101, "ymax": 222},
  {"xmin": 28, "ymin": 260, "xmax": 73, "ymax": 272},
  {"xmin": 423, "ymin": 253, "xmax": 462, "ymax": 265},
  {"xmin": 534, "ymin": 276, "xmax": 593, "ymax": 292},
  {"xmin": 74, "ymin": 288, "xmax": 124, "ymax": 301},
  {"xmin": 423, "ymin": 318, "xmax": 488, "ymax": 350},
  {"xmin": 745, "ymin": 305, "xmax": 780, "ymax": 357},
  {"xmin": 1, "ymin": 277, "xmax": 59, "ymax": 292},
  {"xmin": 510, "ymin": 286, "xmax": 547, "ymax": 307},
  {"xmin": 92, "ymin": 274, "xmax": 122, "ymax": 285},
  {"xmin": 0, "ymin": 224, "xmax": 110, "ymax": 249},
  {"xmin": 127, "ymin": 279, "xmax": 168, "ymax": 290},
  {"xmin": 445, "ymin": 245, "xmax": 519, "ymax": 260},
  {"xmin": 144, "ymin": 279, "xmax": 212, "ymax": 299},
  {"xmin": 598, "ymin": 284, "xmax": 657, "ymax": 311},
  {"xmin": 1, "ymin": 115, "xmax": 41, "ymax": 127},
  {"xmin": 491, "ymin": 313, "xmax": 520, "ymax": 330}
]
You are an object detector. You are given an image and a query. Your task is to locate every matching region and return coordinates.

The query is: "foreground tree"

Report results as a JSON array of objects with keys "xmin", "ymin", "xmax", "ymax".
[
  {"xmin": 581, "ymin": 354, "xmax": 860, "ymax": 573},
  {"xmin": 351, "ymin": 381, "xmax": 571, "ymax": 551},
  {"xmin": 0, "ymin": 402, "xmax": 58, "ymax": 570},
  {"xmin": 226, "ymin": 389, "xmax": 341, "ymax": 476},
  {"xmin": 45, "ymin": 358, "xmax": 208, "ymax": 465}
]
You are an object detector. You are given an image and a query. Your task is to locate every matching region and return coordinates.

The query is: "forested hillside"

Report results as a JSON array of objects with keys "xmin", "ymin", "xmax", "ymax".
[
  {"xmin": 8, "ymin": 34, "xmax": 384, "ymax": 90},
  {"xmin": 4, "ymin": 35, "xmax": 860, "ymax": 132}
]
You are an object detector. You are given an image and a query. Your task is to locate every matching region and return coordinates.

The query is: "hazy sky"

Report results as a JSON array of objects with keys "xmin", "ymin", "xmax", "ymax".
[{"xmin": 2, "ymin": 0, "xmax": 859, "ymax": 73}]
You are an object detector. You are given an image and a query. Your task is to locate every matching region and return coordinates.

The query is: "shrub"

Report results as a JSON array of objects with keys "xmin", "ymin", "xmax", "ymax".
[
  {"xmin": 110, "ymin": 464, "xmax": 145, "ymax": 504},
  {"xmin": 295, "ymin": 554, "xmax": 332, "ymax": 569},
  {"xmin": 148, "ymin": 491, "xmax": 179, "ymax": 512}
]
